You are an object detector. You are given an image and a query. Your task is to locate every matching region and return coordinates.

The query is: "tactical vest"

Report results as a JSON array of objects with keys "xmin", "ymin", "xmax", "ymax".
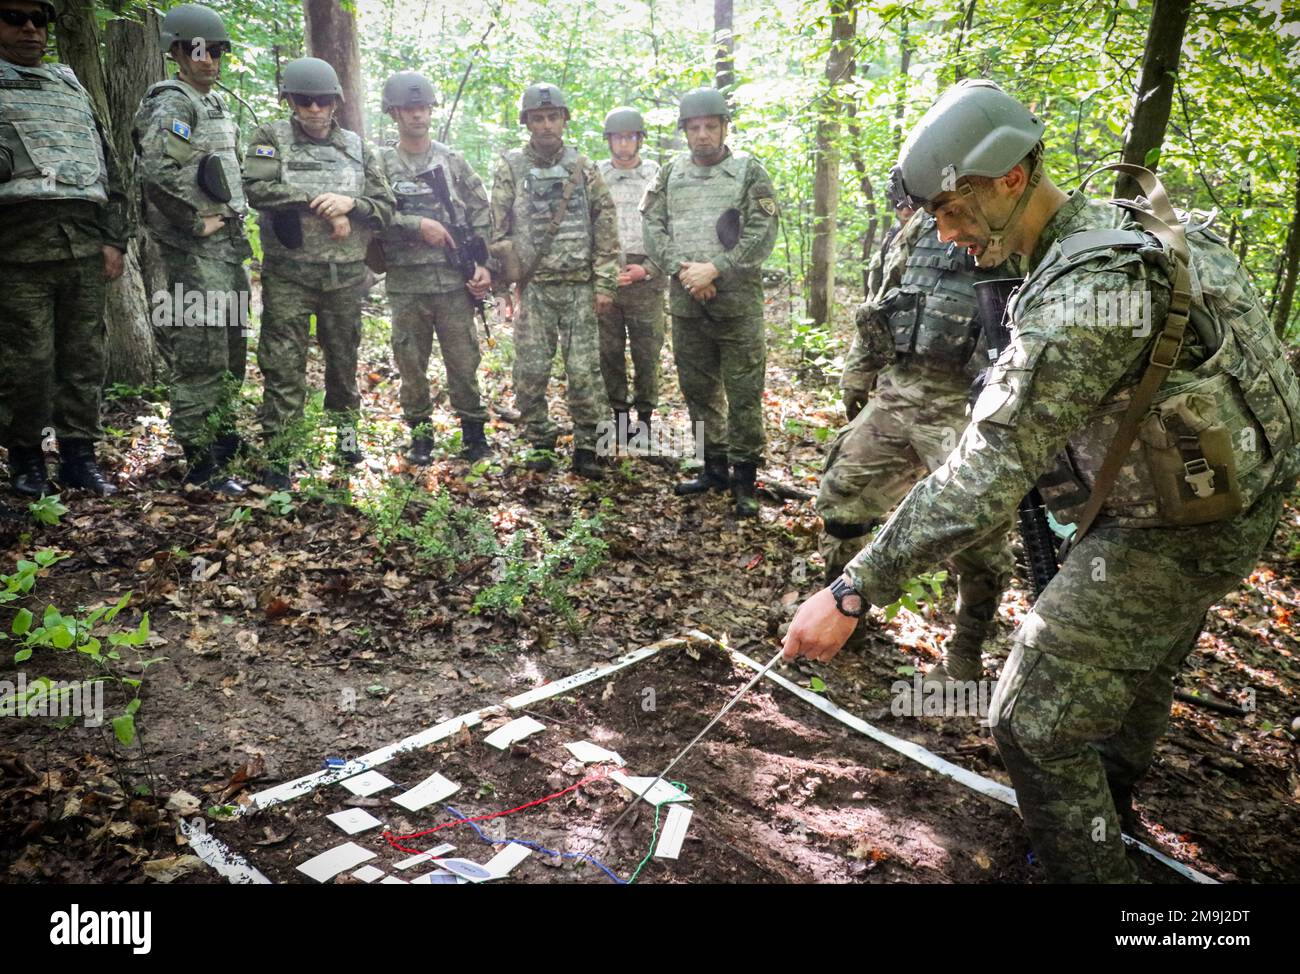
[
  {"xmin": 1021, "ymin": 217, "xmax": 1300, "ymax": 528},
  {"xmin": 259, "ymin": 118, "xmax": 367, "ymax": 264},
  {"xmin": 886, "ymin": 220, "xmax": 987, "ymax": 371},
  {"xmin": 141, "ymin": 80, "xmax": 246, "ymax": 219},
  {"xmin": 0, "ymin": 59, "xmax": 107, "ymax": 206},
  {"xmin": 665, "ymin": 153, "xmax": 749, "ymax": 263},
  {"xmin": 599, "ymin": 158, "xmax": 657, "ymax": 257},
  {"xmin": 380, "ymin": 141, "xmax": 462, "ymax": 269},
  {"xmin": 505, "ymin": 145, "xmax": 591, "ymax": 277}
]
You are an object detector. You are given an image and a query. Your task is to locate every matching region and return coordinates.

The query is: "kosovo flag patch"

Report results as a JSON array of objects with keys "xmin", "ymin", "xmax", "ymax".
[
  {"xmin": 253, "ymin": 145, "xmax": 276, "ymax": 158},
  {"xmin": 170, "ymin": 119, "xmax": 192, "ymax": 140}
]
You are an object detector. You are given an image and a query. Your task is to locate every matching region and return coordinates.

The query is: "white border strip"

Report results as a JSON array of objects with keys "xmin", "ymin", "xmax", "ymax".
[
  {"xmin": 182, "ymin": 818, "xmax": 272, "ymax": 884},
  {"xmin": 729, "ymin": 649, "xmax": 1218, "ymax": 885}
]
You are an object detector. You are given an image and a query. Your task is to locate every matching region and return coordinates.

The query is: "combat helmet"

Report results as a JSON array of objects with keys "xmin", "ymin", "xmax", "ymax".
[
  {"xmin": 280, "ymin": 57, "xmax": 344, "ymax": 102},
  {"xmin": 158, "ymin": 4, "xmax": 230, "ymax": 55},
  {"xmin": 518, "ymin": 83, "xmax": 568, "ymax": 124},
  {"xmin": 677, "ymin": 87, "xmax": 730, "ymax": 128},
  {"xmin": 382, "ymin": 71, "xmax": 436, "ymax": 111},
  {"xmin": 603, "ymin": 107, "xmax": 646, "ymax": 136}
]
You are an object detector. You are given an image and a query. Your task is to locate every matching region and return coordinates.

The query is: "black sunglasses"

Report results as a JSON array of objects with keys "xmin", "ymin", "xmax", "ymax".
[
  {"xmin": 186, "ymin": 39, "xmax": 231, "ymax": 58},
  {"xmin": 290, "ymin": 94, "xmax": 334, "ymax": 109},
  {"xmin": 0, "ymin": 9, "xmax": 52, "ymax": 29}
]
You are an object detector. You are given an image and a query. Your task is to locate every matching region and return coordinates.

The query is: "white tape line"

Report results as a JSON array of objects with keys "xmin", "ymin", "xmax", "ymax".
[
  {"xmin": 729, "ymin": 650, "xmax": 1218, "ymax": 885},
  {"xmin": 503, "ymin": 639, "xmax": 684, "ymax": 710},
  {"xmin": 181, "ymin": 819, "xmax": 272, "ymax": 884}
]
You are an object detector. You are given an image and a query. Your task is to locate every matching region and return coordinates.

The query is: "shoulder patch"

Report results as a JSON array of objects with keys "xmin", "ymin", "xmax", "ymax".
[
  {"xmin": 253, "ymin": 145, "xmax": 277, "ymax": 158},
  {"xmin": 757, "ymin": 197, "xmax": 777, "ymax": 217},
  {"xmin": 169, "ymin": 119, "xmax": 192, "ymax": 141}
]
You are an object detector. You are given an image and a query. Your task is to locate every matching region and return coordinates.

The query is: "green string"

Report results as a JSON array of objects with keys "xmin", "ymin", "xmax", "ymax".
[{"xmin": 626, "ymin": 781, "xmax": 689, "ymax": 884}]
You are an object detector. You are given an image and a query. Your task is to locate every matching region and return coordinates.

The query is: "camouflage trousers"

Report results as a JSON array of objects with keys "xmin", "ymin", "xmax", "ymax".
[
  {"xmin": 671, "ymin": 310, "xmax": 766, "ymax": 465},
  {"xmin": 390, "ymin": 288, "xmax": 486, "ymax": 425},
  {"xmin": 598, "ymin": 275, "xmax": 665, "ymax": 415},
  {"xmin": 153, "ymin": 249, "xmax": 250, "ymax": 446},
  {"xmin": 512, "ymin": 281, "xmax": 605, "ymax": 452},
  {"xmin": 0, "ymin": 255, "xmax": 105, "ymax": 448},
  {"xmin": 257, "ymin": 260, "xmax": 366, "ymax": 447},
  {"xmin": 817, "ymin": 364, "xmax": 1011, "ymax": 634},
  {"xmin": 990, "ymin": 487, "xmax": 1286, "ymax": 882}
]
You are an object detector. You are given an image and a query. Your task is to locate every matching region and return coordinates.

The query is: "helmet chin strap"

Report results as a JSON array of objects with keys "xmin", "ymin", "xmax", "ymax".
[{"xmin": 959, "ymin": 155, "xmax": 1041, "ymax": 267}]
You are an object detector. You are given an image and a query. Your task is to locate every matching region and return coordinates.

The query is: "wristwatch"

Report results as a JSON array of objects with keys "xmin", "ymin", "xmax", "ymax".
[{"xmin": 829, "ymin": 574, "xmax": 865, "ymax": 618}]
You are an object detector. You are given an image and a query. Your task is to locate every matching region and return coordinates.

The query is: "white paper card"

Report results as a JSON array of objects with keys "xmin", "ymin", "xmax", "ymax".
[
  {"xmin": 483, "ymin": 842, "xmax": 533, "ymax": 879},
  {"xmin": 351, "ymin": 864, "xmax": 385, "ymax": 883},
  {"xmin": 326, "ymin": 807, "xmax": 384, "ymax": 835},
  {"xmin": 394, "ymin": 843, "xmax": 456, "ymax": 870},
  {"xmin": 393, "ymin": 772, "xmax": 460, "ymax": 812},
  {"xmin": 610, "ymin": 772, "xmax": 693, "ymax": 806},
  {"xmin": 340, "ymin": 770, "xmax": 394, "ymax": 797},
  {"xmin": 296, "ymin": 842, "xmax": 375, "ymax": 883},
  {"xmin": 564, "ymin": 740, "xmax": 625, "ymax": 766},
  {"xmin": 483, "ymin": 715, "xmax": 546, "ymax": 750},
  {"xmin": 654, "ymin": 804, "xmax": 693, "ymax": 860},
  {"xmin": 411, "ymin": 870, "xmax": 466, "ymax": 885},
  {"xmin": 379, "ymin": 875, "xmax": 409, "ymax": 884}
]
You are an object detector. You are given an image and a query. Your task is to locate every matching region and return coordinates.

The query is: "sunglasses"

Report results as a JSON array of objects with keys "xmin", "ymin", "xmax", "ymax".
[
  {"xmin": 0, "ymin": 9, "xmax": 52, "ymax": 29},
  {"xmin": 291, "ymin": 94, "xmax": 335, "ymax": 109},
  {"xmin": 186, "ymin": 39, "xmax": 231, "ymax": 59}
]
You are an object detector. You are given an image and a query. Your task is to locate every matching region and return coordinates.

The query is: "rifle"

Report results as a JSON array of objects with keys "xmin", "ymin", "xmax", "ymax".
[
  {"xmin": 974, "ymin": 278, "xmax": 1060, "ymax": 598},
  {"xmin": 419, "ymin": 165, "xmax": 494, "ymax": 348}
]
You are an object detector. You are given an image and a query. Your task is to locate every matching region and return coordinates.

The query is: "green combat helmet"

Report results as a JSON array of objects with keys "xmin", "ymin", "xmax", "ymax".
[
  {"xmin": 677, "ymin": 87, "xmax": 730, "ymax": 128},
  {"xmin": 603, "ymin": 107, "xmax": 646, "ymax": 136},
  {"xmin": 518, "ymin": 83, "xmax": 568, "ymax": 124},
  {"xmin": 157, "ymin": 4, "xmax": 231, "ymax": 54},
  {"xmin": 280, "ymin": 57, "xmax": 344, "ymax": 102},
  {"xmin": 382, "ymin": 71, "xmax": 436, "ymax": 111}
]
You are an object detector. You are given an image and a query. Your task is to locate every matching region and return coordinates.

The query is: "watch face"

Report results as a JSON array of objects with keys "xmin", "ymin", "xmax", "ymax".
[{"xmin": 841, "ymin": 593, "xmax": 864, "ymax": 615}]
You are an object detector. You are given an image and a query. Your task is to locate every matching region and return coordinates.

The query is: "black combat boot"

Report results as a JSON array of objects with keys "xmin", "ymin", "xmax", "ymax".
[
  {"xmin": 182, "ymin": 443, "xmax": 245, "ymax": 496},
  {"xmin": 461, "ymin": 419, "xmax": 491, "ymax": 463},
  {"xmin": 613, "ymin": 409, "xmax": 631, "ymax": 453},
  {"xmin": 731, "ymin": 461, "xmax": 759, "ymax": 518},
  {"xmin": 1108, "ymin": 778, "xmax": 1142, "ymax": 837},
  {"xmin": 259, "ymin": 464, "xmax": 292, "ymax": 491},
  {"xmin": 524, "ymin": 440, "xmax": 557, "ymax": 473},
  {"xmin": 406, "ymin": 418, "xmax": 434, "ymax": 466},
  {"xmin": 57, "ymin": 439, "xmax": 118, "ymax": 497},
  {"xmin": 572, "ymin": 448, "xmax": 605, "ymax": 481},
  {"xmin": 674, "ymin": 453, "xmax": 729, "ymax": 496},
  {"xmin": 8, "ymin": 446, "xmax": 52, "ymax": 498}
]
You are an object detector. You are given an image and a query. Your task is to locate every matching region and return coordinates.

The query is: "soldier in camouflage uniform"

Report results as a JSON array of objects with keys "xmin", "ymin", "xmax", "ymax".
[
  {"xmin": 784, "ymin": 80, "xmax": 1300, "ymax": 883},
  {"xmin": 642, "ymin": 87, "xmax": 779, "ymax": 517},
  {"xmin": 374, "ymin": 70, "xmax": 491, "ymax": 466},
  {"xmin": 0, "ymin": 0, "xmax": 130, "ymax": 498},
  {"xmin": 133, "ymin": 4, "xmax": 249, "ymax": 495},
  {"xmin": 817, "ymin": 205, "xmax": 1014, "ymax": 682},
  {"xmin": 596, "ymin": 107, "xmax": 665, "ymax": 452},
  {"xmin": 489, "ymin": 83, "xmax": 619, "ymax": 480},
  {"xmin": 242, "ymin": 57, "xmax": 393, "ymax": 488}
]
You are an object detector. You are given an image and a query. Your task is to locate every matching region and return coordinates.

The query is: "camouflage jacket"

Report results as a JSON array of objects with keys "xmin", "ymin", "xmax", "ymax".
[
  {"xmin": 641, "ymin": 145, "xmax": 779, "ymax": 319},
  {"xmin": 489, "ymin": 140, "xmax": 619, "ymax": 296},
  {"xmin": 844, "ymin": 190, "xmax": 1297, "ymax": 604}
]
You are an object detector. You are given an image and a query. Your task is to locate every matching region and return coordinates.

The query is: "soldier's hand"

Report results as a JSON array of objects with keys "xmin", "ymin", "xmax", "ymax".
[
  {"xmin": 618, "ymin": 264, "xmax": 648, "ymax": 287},
  {"xmin": 419, "ymin": 218, "xmax": 456, "ymax": 250},
  {"xmin": 467, "ymin": 264, "xmax": 491, "ymax": 300},
  {"xmin": 595, "ymin": 293, "xmax": 615, "ymax": 316},
  {"xmin": 199, "ymin": 214, "xmax": 227, "ymax": 238},
  {"xmin": 311, "ymin": 193, "xmax": 356, "ymax": 220},
  {"xmin": 327, "ymin": 215, "xmax": 352, "ymax": 241},
  {"xmin": 844, "ymin": 389, "xmax": 869, "ymax": 421},
  {"xmin": 689, "ymin": 282, "xmax": 717, "ymax": 303},
  {"xmin": 102, "ymin": 246, "xmax": 124, "ymax": 282},
  {"xmin": 781, "ymin": 586, "xmax": 859, "ymax": 663},
  {"xmin": 678, "ymin": 260, "xmax": 719, "ymax": 291}
]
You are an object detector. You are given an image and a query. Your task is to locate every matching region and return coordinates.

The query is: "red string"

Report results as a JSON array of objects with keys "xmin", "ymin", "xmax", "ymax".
[{"xmin": 383, "ymin": 767, "xmax": 614, "ymax": 855}]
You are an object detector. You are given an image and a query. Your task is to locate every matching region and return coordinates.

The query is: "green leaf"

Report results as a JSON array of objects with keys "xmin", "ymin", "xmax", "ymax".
[
  {"xmin": 51, "ymin": 625, "xmax": 74, "ymax": 650},
  {"xmin": 12, "ymin": 607, "xmax": 32, "ymax": 635},
  {"xmin": 809, "ymin": 676, "xmax": 827, "ymax": 693},
  {"xmin": 104, "ymin": 592, "xmax": 131, "ymax": 623},
  {"xmin": 1143, "ymin": 146, "xmax": 1161, "ymax": 168},
  {"xmin": 13, "ymin": 648, "xmax": 32, "ymax": 663},
  {"xmin": 125, "ymin": 697, "xmax": 141, "ymax": 716},
  {"xmin": 896, "ymin": 665, "xmax": 915, "ymax": 676},
  {"xmin": 112, "ymin": 712, "xmax": 136, "ymax": 747}
]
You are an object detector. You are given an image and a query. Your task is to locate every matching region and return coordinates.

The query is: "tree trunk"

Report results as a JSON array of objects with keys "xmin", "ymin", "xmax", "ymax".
[
  {"xmin": 57, "ymin": 0, "xmax": 157, "ymax": 386},
  {"xmin": 1115, "ymin": 0, "xmax": 1192, "ymax": 199},
  {"xmin": 892, "ymin": 17, "xmax": 911, "ymax": 155},
  {"xmin": 302, "ymin": 0, "xmax": 365, "ymax": 136},
  {"xmin": 808, "ymin": 0, "xmax": 856, "ymax": 327},
  {"xmin": 714, "ymin": 0, "xmax": 735, "ymax": 90},
  {"xmin": 1273, "ymin": 166, "xmax": 1300, "ymax": 340}
]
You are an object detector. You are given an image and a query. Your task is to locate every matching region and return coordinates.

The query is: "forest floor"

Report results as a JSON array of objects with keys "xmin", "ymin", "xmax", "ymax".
[{"xmin": 1, "ymin": 279, "xmax": 1298, "ymax": 885}]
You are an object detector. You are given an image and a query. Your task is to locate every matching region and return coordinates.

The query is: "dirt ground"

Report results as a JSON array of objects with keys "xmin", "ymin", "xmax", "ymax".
[{"xmin": 1, "ymin": 282, "xmax": 1298, "ymax": 884}]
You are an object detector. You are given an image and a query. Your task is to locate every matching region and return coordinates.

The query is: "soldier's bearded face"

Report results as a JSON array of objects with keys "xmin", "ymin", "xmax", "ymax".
[
  {"xmin": 293, "ymin": 97, "xmax": 336, "ymax": 137},
  {"xmin": 525, "ymin": 108, "xmax": 566, "ymax": 152},
  {"xmin": 0, "ymin": 1, "xmax": 48, "ymax": 66},
  {"xmin": 607, "ymin": 132, "xmax": 640, "ymax": 162},
  {"xmin": 393, "ymin": 104, "xmax": 432, "ymax": 139},
  {"xmin": 684, "ymin": 117, "xmax": 727, "ymax": 164},
  {"xmin": 174, "ymin": 44, "xmax": 221, "ymax": 88}
]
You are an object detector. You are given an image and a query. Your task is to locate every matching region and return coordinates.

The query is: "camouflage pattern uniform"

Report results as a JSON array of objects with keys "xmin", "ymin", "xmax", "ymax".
[
  {"xmin": 489, "ymin": 143, "xmax": 619, "ymax": 453},
  {"xmin": 0, "ymin": 55, "xmax": 129, "ymax": 454},
  {"xmin": 597, "ymin": 157, "xmax": 665, "ymax": 418},
  {"xmin": 844, "ymin": 191, "xmax": 1300, "ymax": 882},
  {"xmin": 641, "ymin": 145, "xmax": 779, "ymax": 465},
  {"xmin": 133, "ymin": 76, "xmax": 251, "ymax": 449},
  {"xmin": 378, "ymin": 141, "xmax": 489, "ymax": 427},
  {"xmin": 242, "ymin": 116, "xmax": 393, "ymax": 452},
  {"xmin": 818, "ymin": 211, "xmax": 1013, "ymax": 664}
]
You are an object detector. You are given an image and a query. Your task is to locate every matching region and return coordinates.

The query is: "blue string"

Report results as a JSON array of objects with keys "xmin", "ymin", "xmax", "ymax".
[{"xmin": 443, "ymin": 804, "xmax": 627, "ymax": 885}]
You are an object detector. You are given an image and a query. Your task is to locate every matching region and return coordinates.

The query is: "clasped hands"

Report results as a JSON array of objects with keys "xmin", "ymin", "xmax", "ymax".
[
  {"xmin": 678, "ymin": 260, "xmax": 719, "ymax": 302},
  {"xmin": 310, "ymin": 192, "xmax": 355, "ymax": 240}
]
